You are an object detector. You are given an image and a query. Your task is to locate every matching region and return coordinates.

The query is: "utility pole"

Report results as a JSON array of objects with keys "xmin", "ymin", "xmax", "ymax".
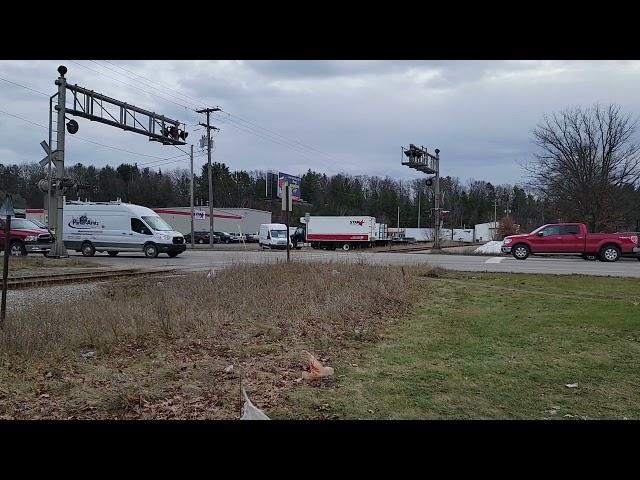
[
  {"xmin": 493, "ymin": 197, "xmax": 498, "ymax": 240},
  {"xmin": 397, "ymin": 205, "xmax": 400, "ymax": 233},
  {"xmin": 49, "ymin": 67, "xmax": 69, "ymax": 258},
  {"xmin": 197, "ymin": 108, "xmax": 221, "ymax": 248},
  {"xmin": 434, "ymin": 152, "xmax": 441, "ymax": 249},
  {"xmin": 190, "ymin": 144, "xmax": 194, "ymax": 248},
  {"xmin": 417, "ymin": 191, "xmax": 421, "ymax": 228}
]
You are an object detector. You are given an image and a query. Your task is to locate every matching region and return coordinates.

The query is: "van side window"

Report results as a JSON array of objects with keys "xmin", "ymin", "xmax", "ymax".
[{"xmin": 131, "ymin": 218, "xmax": 152, "ymax": 235}]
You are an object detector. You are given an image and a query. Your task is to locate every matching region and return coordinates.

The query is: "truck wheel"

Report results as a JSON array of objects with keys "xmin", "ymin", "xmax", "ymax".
[
  {"xmin": 599, "ymin": 245, "xmax": 620, "ymax": 262},
  {"xmin": 512, "ymin": 244, "xmax": 530, "ymax": 260},
  {"xmin": 144, "ymin": 243, "xmax": 158, "ymax": 258},
  {"xmin": 81, "ymin": 242, "xmax": 95, "ymax": 257},
  {"xmin": 342, "ymin": 243, "xmax": 351, "ymax": 251},
  {"xmin": 107, "ymin": 251, "xmax": 118, "ymax": 257},
  {"xmin": 10, "ymin": 241, "xmax": 27, "ymax": 256}
]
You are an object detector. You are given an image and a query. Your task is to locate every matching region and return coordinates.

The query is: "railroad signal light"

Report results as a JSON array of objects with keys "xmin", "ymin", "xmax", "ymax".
[
  {"xmin": 425, "ymin": 177, "xmax": 433, "ymax": 187},
  {"xmin": 66, "ymin": 119, "xmax": 79, "ymax": 134}
]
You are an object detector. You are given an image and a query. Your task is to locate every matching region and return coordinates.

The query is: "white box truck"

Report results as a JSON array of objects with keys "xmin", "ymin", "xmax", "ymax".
[
  {"xmin": 63, "ymin": 200, "xmax": 186, "ymax": 258},
  {"xmin": 304, "ymin": 216, "xmax": 389, "ymax": 251}
]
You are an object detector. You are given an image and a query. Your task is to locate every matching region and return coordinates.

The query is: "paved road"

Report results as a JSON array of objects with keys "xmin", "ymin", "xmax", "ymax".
[{"xmin": 77, "ymin": 249, "xmax": 640, "ymax": 278}]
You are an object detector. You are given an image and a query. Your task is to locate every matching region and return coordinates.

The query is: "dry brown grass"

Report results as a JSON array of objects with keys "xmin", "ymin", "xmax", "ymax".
[
  {"xmin": 0, "ymin": 261, "xmax": 439, "ymax": 419},
  {"xmin": 1, "ymin": 255, "xmax": 98, "ymax": 274}
]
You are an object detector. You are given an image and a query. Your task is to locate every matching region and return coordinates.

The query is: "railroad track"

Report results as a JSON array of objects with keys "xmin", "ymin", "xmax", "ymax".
[
  {"xmin": 378, "ymin": 245, "xmax": 434, "ymax": 253},
  {"xmin": 5, "ymin": 268, "xmax": 179, "ymax": 290}
]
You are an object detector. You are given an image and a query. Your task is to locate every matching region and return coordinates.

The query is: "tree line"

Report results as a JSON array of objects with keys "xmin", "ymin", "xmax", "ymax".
[{"xmin": 2, "ymin": 103, "xmax": 640, "ymax": 233}]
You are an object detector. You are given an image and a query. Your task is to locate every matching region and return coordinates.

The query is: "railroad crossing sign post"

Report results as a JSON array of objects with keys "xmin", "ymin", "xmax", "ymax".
[
  {"xmin": 1, "ymin": 194, "xmax": 15, "ymax": 328},
  {"xmin": 43, "ymin": 65, "xmax": 188, "ymax": 259}
]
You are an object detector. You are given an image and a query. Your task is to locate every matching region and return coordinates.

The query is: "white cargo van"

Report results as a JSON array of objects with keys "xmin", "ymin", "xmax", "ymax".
[
  {"xmin": 63, "ymin": 201, "xmax": 186, "ymax": 258},
  {"xmin": 258, "ymin": 223, "xmax": 292, "ymax": 249}
]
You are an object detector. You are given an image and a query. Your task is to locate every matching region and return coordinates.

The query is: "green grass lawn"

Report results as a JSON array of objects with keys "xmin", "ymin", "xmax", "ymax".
[{"xmin": 284, "ymin": 273, "xmax": 640, "ymax": 419}]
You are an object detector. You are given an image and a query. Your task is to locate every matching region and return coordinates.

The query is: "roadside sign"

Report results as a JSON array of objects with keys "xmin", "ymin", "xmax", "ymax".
[{"xmin": 194, "ymin": 210, "xmax": 206, "ymax": 220}]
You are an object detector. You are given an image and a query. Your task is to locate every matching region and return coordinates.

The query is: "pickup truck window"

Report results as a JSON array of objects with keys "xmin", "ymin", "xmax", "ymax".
[
  {"xmin": 0, "ymin": 218, "xmax": 41, "ymax": 230},
  {"xmin": 560, "ymin": 225, "xmax": 580, "ymax": 235},
  {"xmin": 541, "ymin": 226, "xmax": 561, "ymax": 236}
]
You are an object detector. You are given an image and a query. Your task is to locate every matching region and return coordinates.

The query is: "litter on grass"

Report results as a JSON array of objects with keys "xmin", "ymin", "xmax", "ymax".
[
  {"xmin": 240, "ymin": 387, "xmax": 270, "ymax": 420},
  {"xmin": 301, "ymin": 351, "xmax": 335, "ymax": 380}
]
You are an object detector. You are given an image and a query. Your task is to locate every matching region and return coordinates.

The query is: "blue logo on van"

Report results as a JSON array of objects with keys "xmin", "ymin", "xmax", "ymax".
[{"xmin": 68, "ymin": 214, "xmax": 101, "ymax": 229}]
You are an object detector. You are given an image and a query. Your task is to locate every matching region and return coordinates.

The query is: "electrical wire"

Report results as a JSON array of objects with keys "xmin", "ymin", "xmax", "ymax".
[{"xmin": 0, "ymin": 108, "xmax": 192, "ymax": 162}]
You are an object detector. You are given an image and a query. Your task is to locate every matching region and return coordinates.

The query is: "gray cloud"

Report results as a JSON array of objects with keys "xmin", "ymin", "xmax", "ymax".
[{"xmin": 2, "ymin": 60, "xmax": 640, "ymax": 189}]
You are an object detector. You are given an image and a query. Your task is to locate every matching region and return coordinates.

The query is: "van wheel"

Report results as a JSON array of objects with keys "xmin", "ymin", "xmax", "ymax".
[
  {"xmin": 107, "ymin": 251, "xmax": 118, "ymax": 256},
  {"xmin": 512, "ymin": 244, "xmax": 530, "ymax": 260},
  {"xmin": 81, "ymin": 242, "xmax": 95, "ymax": 257},
  {"xmin": 10, "ymin": 241, "xmax": 27, "ymax": 256},
  {"xmin": 599, "ymin": 245, "xmax": 620, "ymax": 262},
  {"xmin": 342, "ymin": 243, "xmax": 351, "ymax": 251},
  {"xmin": 144, "ymin": 243, "xmax": 158, "ymax": 258}
]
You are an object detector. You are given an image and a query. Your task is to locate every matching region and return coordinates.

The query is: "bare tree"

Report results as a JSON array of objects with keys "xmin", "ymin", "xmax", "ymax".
[{"xmin": 525, "ymin": 104, "xmax": 640, "ymax": 231}]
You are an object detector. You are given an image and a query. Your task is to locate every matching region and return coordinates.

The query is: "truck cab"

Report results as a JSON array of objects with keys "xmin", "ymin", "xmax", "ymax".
[{"xmin": 0, "ymin": 217, "xmax": 54, "ymax": 256}]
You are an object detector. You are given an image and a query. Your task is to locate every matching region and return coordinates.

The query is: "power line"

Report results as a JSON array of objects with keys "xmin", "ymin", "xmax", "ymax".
[
  {"xmin": 102, "ymin": 60, "xmax": 212, "ymax": 110},
  {"xmin": 89, "ymin": 60, "xmax": 202, "ymax": 111},
  {"xmin": 217, "ymin": 108, "xmax": 328, "ymax": 156},
  {"xmin": 67, "ymin": 60, "xmax": 196, "ymax": 112},
  {"xmin": 0, "ymin": 108, "xmax": 191, "ymax": 162},
  {"xmin": 95, "ymin": 62, "xmax": 336, "ymax": 161},
  {"xmin": 0, "ymin": 76, "xmax": 49, "ymax": 97}
]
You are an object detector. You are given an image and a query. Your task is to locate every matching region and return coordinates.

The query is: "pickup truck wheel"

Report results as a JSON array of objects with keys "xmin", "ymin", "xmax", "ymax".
[
  {"xmin": 342, "ymin": 243, "xmax": 351, "ymax": 251},
  {"xmin": 10, "ymin": 241, "xmax": 27, "ymax": 256},
  {"xmin": 512, "ymin": 244, "xmax": 530, "ymax": 260},
  {"xmin": 80, "ymin": 242, "xmax": 95, "ymax": 257},
  {"xmin": 600, "ymin": 245, "xmax": 620, "ymax": 262}
]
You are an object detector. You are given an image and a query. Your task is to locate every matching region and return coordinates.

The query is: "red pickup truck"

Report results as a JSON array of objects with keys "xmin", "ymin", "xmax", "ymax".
[
  {"xmin": 501, "ymin": 223, "xmax": 640, "ymax": 262},
  {"xmin": 0, "ymin": 217, "xmax": 54, "ymax": 256}
]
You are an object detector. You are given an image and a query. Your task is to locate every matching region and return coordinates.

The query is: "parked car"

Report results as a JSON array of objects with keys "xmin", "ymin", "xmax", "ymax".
[
  {"xmin": 245, "ymin": 233, "xmax": 260, "ymax": 243},
  {"xmin": 0, "ymin": 217, "xmax": 54, "ymax": 256},
  {"xmin": 214, "ymin": 231, "xmax": 232, "ymax": 244},
  {"xmin": 229, "ymin": 232, "xmax": 246, "ymax": 243},
  {"xmin": 502, "ymin": 223, "xmax": 640, "ymax": 262},
  {"xmin": 184, "ymin": 231, "xmax": 219, "ymax": 244}
]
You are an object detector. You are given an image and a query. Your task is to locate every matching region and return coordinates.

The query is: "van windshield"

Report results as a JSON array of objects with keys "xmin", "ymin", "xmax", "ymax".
[
  {"xmin": 270, "ymin": 230, "xmax": 287, "ymax": 239},
  {"xmin": 142, "ymin": 216, "xmax": 173, "ymax": 231}
]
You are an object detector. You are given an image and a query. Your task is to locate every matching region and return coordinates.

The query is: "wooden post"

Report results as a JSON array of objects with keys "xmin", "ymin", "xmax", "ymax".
[{"xmin": 1, "ymin": 215, "xmax": 11, "ymax": 327}]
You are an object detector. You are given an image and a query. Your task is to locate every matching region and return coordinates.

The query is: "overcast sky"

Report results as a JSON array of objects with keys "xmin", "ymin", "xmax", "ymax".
[{"xmin": 1, "ymin": 60, "xmax": 640, "ymax": 186}]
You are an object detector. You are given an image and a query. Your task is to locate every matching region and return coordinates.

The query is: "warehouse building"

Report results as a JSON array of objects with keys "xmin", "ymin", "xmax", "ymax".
[{"xmin": 154, "ymin": 207, "xmax": 272, "ymax": 235}]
